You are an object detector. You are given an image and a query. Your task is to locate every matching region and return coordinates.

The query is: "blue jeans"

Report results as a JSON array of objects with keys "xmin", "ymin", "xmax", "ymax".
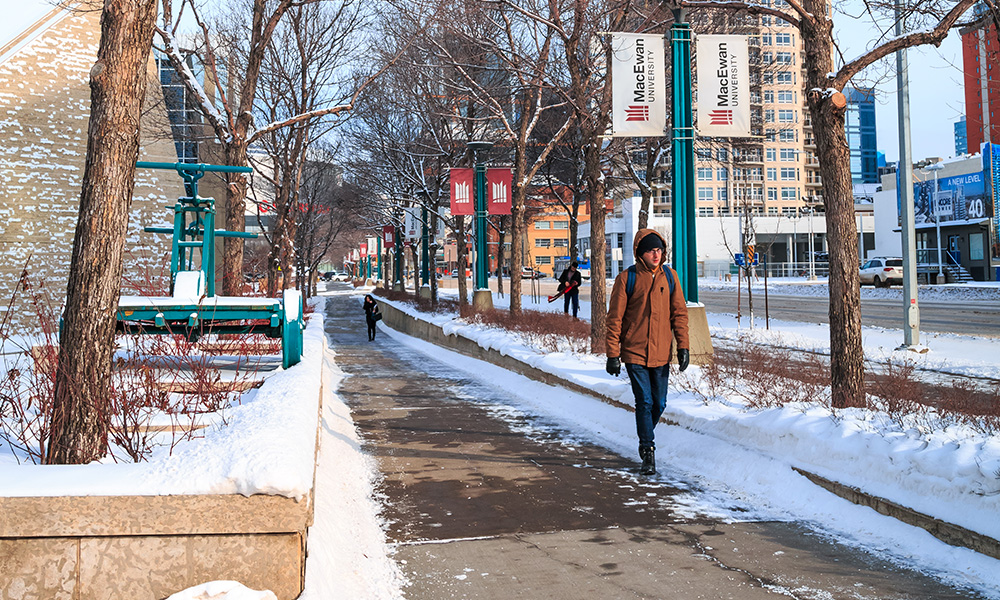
[
  {"xmin": 563, "ymin": 290, "xmax": 579, "ymax": 317},
  {"xmin": 625, "ymin": 363, "xmax": 670, "ymax": 449}
]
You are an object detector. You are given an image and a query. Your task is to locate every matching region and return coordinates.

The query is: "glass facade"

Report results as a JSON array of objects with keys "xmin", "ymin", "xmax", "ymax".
[{"xmin": 844, "ymin": 86, "xmax": 879, "ymax": 184}]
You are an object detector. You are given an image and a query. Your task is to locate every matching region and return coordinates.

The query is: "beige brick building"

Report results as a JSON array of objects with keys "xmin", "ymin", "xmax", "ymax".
[{"xmin": 0, "ymin": 3, "xmax": 183, "ymax": 327}]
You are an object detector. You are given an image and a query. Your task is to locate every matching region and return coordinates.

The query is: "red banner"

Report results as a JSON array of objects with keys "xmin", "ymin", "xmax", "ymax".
[
  {"xmin": 450, "ymin": 168, "xmax": 474, "ymax": 216},
  {"xmin": 487, "ymin": 168, "xmax": 512, "ymax": 215},
  {"xmin": 382, "ymin": 225, "xmax": 395, "ymax": 248},
  {"xmin": 359, "ymin": 242, "xmax": 367, "ymax": 257}
]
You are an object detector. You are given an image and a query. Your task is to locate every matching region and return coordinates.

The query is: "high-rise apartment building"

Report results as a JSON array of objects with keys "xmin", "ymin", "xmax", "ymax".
[
  {"xmin": 844, "ymin": 87, "xmax": 879, "ymax": 184},
  {"xmin": 648, "ymin": 11, "xmax": 819, "ymax": 220},
  {"xmin": 955, "ymin": 115, "xmax": 968, "ymax": 155},
  {"xmin": 960, "ymin": 4, "xmax": 1000, "ymax": 151}
]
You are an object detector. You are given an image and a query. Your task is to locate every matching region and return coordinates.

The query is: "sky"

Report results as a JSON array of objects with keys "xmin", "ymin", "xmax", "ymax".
[{"xmin": 2, "ymin": 0, "xmax": 972, "ymax": 163}]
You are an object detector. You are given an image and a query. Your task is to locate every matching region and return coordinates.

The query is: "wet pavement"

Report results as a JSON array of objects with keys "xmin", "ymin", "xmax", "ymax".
[{"xmin": 323, "ymin": 290, "xmax": 986, "ymax": 599}]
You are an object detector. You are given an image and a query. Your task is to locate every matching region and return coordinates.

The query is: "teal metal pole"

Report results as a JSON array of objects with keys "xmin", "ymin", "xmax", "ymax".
[
  {"xmin": 377, "ymin": 233, "xmax": 383, "ymax": 281},
  {"xmin": 474, "ymin": 162, "xmax": 488, "ymax": 290},
  {"xmin": 671, "ymin": 16, "xmax": 698, "ymax": 303},
  {"xmin": 421, "ymin": 204, "xmax": 430, "ymax": 287},
  {"xmin": 395, "ymin": 217, "xmax": 403, "ymax": 289}
]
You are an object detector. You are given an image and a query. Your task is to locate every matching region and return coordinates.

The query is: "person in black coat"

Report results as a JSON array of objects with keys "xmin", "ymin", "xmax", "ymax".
[
  {"xmin": 557, "ymin": 261, "xmax": 582, "ymax": 318},
  {"xmin": 363, "ymin": 294, "xmax": 380, "ymax": 341}
]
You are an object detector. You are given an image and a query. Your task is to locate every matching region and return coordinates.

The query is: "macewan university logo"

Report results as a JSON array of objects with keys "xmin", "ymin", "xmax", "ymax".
[
  {"xmin": 625, "ymin": 105, "xmax": 650, "ymax": 122},
  {"xmin": 708, "ymin": 109, "xmax": 733, "ymax": 125}
]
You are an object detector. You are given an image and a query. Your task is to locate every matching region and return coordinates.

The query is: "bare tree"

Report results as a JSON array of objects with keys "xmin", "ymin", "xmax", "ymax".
[
  {"xmin": 679, "ymin": 0, "xmax": 982, "ymax": 407},
  {"xmin": 48, "ymin": 0, "xmax": 159, "ymax": 464},
  {"xmin": 156, "ymin": 0, "xmax": 381, "ymax": 295}
]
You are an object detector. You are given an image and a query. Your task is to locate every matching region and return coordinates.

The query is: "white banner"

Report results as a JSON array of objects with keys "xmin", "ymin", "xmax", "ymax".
[
  {"xmin": 696, "ymin": 35, "xmax": 751, "ymax": 138},
  {"xmin": 611, "ymin": 33, "xmax": 666, "ymax": 137},
  {"xmin": 404, "ymin": 207, "xmax": 420, "ymax": 240}
]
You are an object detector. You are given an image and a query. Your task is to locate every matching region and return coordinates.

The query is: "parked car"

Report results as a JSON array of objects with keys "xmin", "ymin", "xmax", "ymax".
[
  {"xmin": 520, "ymin": 267, "xmax": 545, "ymax": 279},
  {"xmin": 320, "ymin": 271, "xmax": 338, "ymax": 281},
  {"xmin": 860, "ymin": 257, "xmax": 903, "ymax": 287}
]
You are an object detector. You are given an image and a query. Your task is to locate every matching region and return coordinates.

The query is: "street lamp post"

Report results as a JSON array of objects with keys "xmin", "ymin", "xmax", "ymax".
[
  {"xmin": 394, "ymin": 203, "xmax": 404, "ymax": 292},
  {"xmin": 924, "ymin": 162, "xmax": 945, "ymax": 284},
  {"xmin": 419, "ymin": 194, "xmax": 431, "ymax": 299},
  {"xmin": 468, "ymin": 140, "xmax": 494, "ymax": 310}
]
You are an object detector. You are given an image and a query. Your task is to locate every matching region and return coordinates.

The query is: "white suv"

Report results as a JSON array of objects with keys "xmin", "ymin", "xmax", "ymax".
[{"xmin": 860, "ymin": 257, "xmax": 903, "ymax": 288}]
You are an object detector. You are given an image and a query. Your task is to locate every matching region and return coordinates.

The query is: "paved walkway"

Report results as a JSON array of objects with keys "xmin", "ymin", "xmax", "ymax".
[{"xmin": 324, "ymin": 291, "xmax": 985, "ymax": 599}]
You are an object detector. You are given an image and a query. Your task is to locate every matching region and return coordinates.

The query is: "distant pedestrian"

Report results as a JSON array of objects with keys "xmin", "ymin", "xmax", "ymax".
[
  {"xmin": 557, "ymin": 261, "xmax": 582, "ymax": 318},
  {"xmin": 363, "ymin": 294, "xmax": 380, "ymax": 341},
  {"xmin": 605, "ymin": 229, "xmax": 690, "ymax": 476}
]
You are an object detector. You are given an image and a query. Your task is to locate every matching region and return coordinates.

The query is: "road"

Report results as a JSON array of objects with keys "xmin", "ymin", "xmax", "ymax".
[
  {"xmin": 435, "ymin": 278, "xmax": 1000, "ymax": 337},
  {"xmin": 324, "ymin": 292, "xmax": 985, "ymax": 599}
]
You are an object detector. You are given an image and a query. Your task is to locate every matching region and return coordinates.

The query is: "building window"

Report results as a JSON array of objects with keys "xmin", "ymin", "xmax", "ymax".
[
  {"xmin": 780, "ymin": 167, "xmax": 798, "ymax": 180},
  {"xmin": 767, "ymin": 188, "xmax": 778, "ymax": 201},
  {"xmin": 775, "ymin": 32, "xmax": 792, "ymax": 45},
  {"xmin": 554, "ymin": 238, "xmax": 569, "ymax": 247},
  {"xmin": 766, "ymin": 148, "xmax": 776, "ymax": 161},
  {"xmin": 763, "ymin": 72, "xmax": 774, "ymax": 84},
  {"xmin": 761, "ymin": 33, "xmax": 772, "ymax": 45},
  {"xmin": 781, "ymin": 187, "xmax": 798, "ymax": 201},
  {"xmin": 777, "ymin": 90, "xmax": 795, "ymax": 103},
  {"xmin": 775, "ymin": 52, "xmax": 794, "ymax": 64},
  {"xmin": 536, "ymin": 256, "xmax": 552, "ymax": 265},
  {"xmin": 765, "ymin": 109, "xmax": 775, "ymax": 122},
  {"xmin": 536, "ymin": 238, "xmax": 551, "ymax": 247},
  {"xmin": 762, "ymin": 52, "xmax": 773, "ymax": 64},
  {"xmin": 698, "ymin": 206, "xmax": 715, "ymax": 217},
  {"xmin": 719, "ymin": 187, "xmax": 728, "ymax": 203},
  {"xmin": 697, "ymin": 187, "xmax": 714, "ymax": 202},
  {"xmin": 764, "ymin": 90, "xmax": 774, "ymax": 103},
  {"xmin": 535, "ymin": 221, "xmax": 550, "ymax": 229},
  {"xmin": 768, "ymin": 206, "xmax": 779, "ymax": 215},
  {"xmin": 717, "ymin": 148, "xmax": 728, "ymax": 161},
  {"xmin": 553, "ymin": 220, "xmax": 569, "ymax": 229},
  {"xmin": 779, "ymin": 129, "xmax": 797, "ymax": 142},
  {"xmin": 778, "ymin": 109, "xmax": 796, "ymax": 123},
  {"xmin": 767, "ymin": 167, "xmax": 777, "ymax": 181},
  {"xmin": 765, "ymin": 129, "xmax": 777, "ymax": 141},
  {"xmin": 697, "ymin": 167, "xmax": 713, "ymax": 180},
  {"xmin": 782, "ymin": 206, "xmax": 797, "ymax": 215},
  {"xmin": 777, "ymin": 71, "xmax": 794, "ymax": 84},
  {"xmin": 717, "ymin": 167, "xmax": 728, "ymax": 181},
  {"xmin": 779, "ymin": 148, "xmax": 798, "ymax": 161}
]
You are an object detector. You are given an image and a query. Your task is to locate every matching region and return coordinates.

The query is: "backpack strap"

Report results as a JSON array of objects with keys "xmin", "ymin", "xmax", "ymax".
[{"xmin": 626, "ymin": 264, "xmax": 675, "ymax": 297}]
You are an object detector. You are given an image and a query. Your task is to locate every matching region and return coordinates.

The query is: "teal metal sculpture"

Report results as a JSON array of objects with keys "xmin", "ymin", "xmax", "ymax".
[{"xmin": 115, "ymin": 162, "xmax": 303, "ymax": 368}]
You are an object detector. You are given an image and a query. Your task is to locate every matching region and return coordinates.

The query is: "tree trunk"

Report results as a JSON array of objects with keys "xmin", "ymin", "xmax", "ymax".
[
  {"xmin": 509, "ymin": 182, "xmax": 527, "ymax": 314},
  {"xmin": 585, "ymin": 140, "xmax": 607, "ymax": 353},
  {"xmin": 48, "ymin": 0, "xmax": 158, "ymax": 464},
  {"xmin": 223, "ymin": 140, "xmax": 250, "ymax": 295},
  {"xmin": 800, "ymin": 4, "xmax": 866, "ymax": 408},
  {"xmin": 456, "ymin": 216, "xmax": 468, "ymax": 308}
]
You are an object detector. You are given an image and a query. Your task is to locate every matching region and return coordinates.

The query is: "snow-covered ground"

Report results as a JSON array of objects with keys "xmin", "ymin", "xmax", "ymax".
[
  {"xmin": 698, "ymin": 275, "xmax": 1000, "ymax": 302},
  {"xmin": 373, "ymin": 283, "xmax": 1000, "ymax": 598}
]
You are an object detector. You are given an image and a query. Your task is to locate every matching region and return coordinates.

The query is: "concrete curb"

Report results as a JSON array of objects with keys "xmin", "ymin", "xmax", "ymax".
[{"xmin": 378, "ymin": 299, "xmax": 1000, "ymax": 562}]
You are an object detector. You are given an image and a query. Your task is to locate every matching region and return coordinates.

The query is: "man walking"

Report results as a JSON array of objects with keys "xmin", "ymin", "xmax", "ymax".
[
  {"xmin": 605, "ymin": 229, "xmax": 689, "ymax": 475},
  {"xmin": 557, "ymin": 261, "xmax": 583, "ymax": 318}
]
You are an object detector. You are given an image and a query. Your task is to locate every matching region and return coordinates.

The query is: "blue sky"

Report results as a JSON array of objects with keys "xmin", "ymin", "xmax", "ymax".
[{"xmin": 4, "ymin": 0, "xmax": 969, "ymax": 163}]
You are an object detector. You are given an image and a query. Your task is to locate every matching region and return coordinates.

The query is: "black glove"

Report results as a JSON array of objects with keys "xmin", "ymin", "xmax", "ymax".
[
  {"xmin": 677, "ymin": 349, "xmax": 690, "ymax": 372},
  {"xmin": 606, "ymin": 356, "xmax": 621, "ymax": 377}
]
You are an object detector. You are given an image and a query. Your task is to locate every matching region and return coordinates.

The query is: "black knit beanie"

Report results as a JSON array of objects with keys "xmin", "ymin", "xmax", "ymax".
[{"xmin": 636, "ymin": 233, "xmax": 664, "ymax": 256}]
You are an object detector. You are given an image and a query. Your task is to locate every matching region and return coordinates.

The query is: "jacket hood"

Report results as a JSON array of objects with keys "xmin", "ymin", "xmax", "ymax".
[{"xmin": 632, "ymin": 228, "xmax": 667, "ymax": 270}]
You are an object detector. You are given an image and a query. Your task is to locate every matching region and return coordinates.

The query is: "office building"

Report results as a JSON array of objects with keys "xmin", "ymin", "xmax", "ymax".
[
  {"xmin": 844, "ymin": 87, "xmax": 879, "ymax": 184},
  {"xmin": 961, "ymin": 5, "xmax": 1000, "ymax": 151},
  {"xmin": 955, "ymin": 116, "xmax": 968, "ymax": 155}
]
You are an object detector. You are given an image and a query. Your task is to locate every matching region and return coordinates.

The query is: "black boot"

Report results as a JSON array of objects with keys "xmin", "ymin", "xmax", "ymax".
[{"xmin": 640, "ymin": 446, "xmax": 656, "ymax": 476}]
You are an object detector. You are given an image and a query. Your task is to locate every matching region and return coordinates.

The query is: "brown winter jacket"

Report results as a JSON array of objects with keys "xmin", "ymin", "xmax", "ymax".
[{"xmin": 605, "ymin": 229, "xmax": 689, "ymax": 367}]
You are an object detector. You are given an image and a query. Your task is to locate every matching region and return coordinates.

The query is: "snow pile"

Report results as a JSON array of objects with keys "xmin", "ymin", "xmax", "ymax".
[
  {"xmin": 0, "ymin": 311, "xmax": 326, "ymax": 499},
  {"xmin": 166, "ymin": 581, "xmax": 275, "ymax": 600}
]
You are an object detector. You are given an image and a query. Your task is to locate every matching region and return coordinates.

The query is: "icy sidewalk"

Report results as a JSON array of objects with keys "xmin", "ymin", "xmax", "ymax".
[{"xmin": 374, "ymin": 292, "xmax": 1000, "ymax": 562}]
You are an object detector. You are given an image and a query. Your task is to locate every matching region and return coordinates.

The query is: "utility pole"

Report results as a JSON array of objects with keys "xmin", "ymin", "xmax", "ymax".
[{"xmin": 896, "ymin": 0, "xmax": 920, "ymax": 348}]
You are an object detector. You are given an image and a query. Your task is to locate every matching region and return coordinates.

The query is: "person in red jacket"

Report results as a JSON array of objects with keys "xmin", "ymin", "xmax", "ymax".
[{"xmin": 604, "ymin": 229, "xmax": 690, "ymax": 475}]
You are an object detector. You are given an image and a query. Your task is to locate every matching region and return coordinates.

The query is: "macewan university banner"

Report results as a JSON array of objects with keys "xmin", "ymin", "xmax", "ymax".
[
  {"xmin": 696, "ymin": 35, "xmax": 751, "ymax": 137},
  {"xmin": 449, "ymin": 168, "xmax": 474, "ymax": 216},
  {"xmin": 487, "ymin": 168, "xmax": 512, "ymax": 215},
  {"xmin": 611, "ymin": 33, "xmax": 666, "ymax": 137}
]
